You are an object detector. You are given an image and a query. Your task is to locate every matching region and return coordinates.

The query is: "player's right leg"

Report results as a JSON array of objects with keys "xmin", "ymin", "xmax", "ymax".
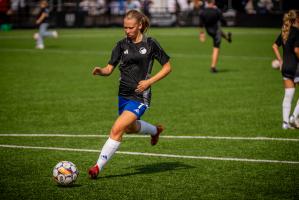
[
  {"xmin": 36, "ymin": 24, "xmax": 45, "ymax": 49},
  {"xmin": 211, "ymin": 47, "xmax": 220, "ymax": 73},
  {"xmin": 282, "ymin": 79, "xmax": 295, "ymax": 129},
  {"xmin": 89, "ymin": 111, "xmax": 137, "ymax": 179}
]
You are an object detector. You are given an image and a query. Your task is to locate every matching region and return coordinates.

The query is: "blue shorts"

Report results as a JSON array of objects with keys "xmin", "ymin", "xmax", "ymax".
[{"xmin": 118, "ymin": 96, "xmax": 148, "ymax": 119}]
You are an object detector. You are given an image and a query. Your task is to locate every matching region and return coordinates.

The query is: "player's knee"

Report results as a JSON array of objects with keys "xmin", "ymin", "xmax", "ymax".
[
  {"xmin": 110, "ymin": 127, "xmax": 123, "ymax": 139},
  {"xmin": 125, "ymin": 124, "xmax": 138, "ymax": 134}
]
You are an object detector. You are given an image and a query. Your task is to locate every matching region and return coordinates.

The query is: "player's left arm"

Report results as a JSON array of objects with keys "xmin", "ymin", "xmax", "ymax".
[{"xmin": 135, "ymin": 61, "xmax": 172, "ymax": 93}]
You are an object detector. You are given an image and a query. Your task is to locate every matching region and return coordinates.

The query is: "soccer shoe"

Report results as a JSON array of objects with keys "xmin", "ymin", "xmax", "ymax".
[
  {"xmin": 210, "ymin": 67, "xmax": 218, "ymax": 73},
  {"xmin": 289, "ymin": 115, "xmax": 299, "ymax": 128},
  {"xmin": 88, "ymin": 164, "xmax": 99, "ymax": 179},
  {"xmin": 53, "ymin": 31, "xmax": 58, "ymax": 38},
  {"xmin": 35, "ymin": 44, "xmax": 44, "ymax": 49},
  {"xmin": 282, "ymin": 122, "xmax": 294, "ymax": 130},
  {"xmin": 151, "ymin": 125, "xmax": 164, "ymax": 146},
  {"xmin": 228, "ymin": 32, "xmax": 232, "ymax": 43}
]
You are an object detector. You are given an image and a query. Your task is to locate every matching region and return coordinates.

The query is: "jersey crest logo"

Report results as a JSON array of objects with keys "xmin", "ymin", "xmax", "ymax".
[
  {"xmin": 139, "ymin": 47, "xmax": 147, "ymax": 54},
  {"xmin": 124, "ymin": 49, "xmax": 129, "ymax": 54}
]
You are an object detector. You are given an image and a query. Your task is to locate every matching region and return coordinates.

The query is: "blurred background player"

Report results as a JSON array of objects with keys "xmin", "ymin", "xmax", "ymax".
[
  {"xmin": 272, "ymin": 10, "xmax": 299, "ymax": 129},
  {"xmin": 88, "ymin": 10, "xmax": 172, "ymax": 179},
  {"xmin": 33, "ymin": 0, "xmax": 58, "ymax": 49},
  {"xmin": 199, "ymin": 0, "xmax": 232, "ymax": 73}
]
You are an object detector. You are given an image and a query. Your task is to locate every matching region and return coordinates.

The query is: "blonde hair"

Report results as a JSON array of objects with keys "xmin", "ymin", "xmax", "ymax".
[
  {"xmin": 281, "ymin": 10, "xmax": 298, "ymax": 44},
  {"xmin": 125, "ymin": 10, "xmax": 150, "ymax": 33}
]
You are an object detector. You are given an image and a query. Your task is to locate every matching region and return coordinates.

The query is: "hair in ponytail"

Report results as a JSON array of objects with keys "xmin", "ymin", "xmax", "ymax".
[
  {"xmin": 281, "ymin": 10, "xmax": 298, "ymax": 44},
  {"xmin": 125, "ymin": 10, "xmax": 150, "ymax": 33}
]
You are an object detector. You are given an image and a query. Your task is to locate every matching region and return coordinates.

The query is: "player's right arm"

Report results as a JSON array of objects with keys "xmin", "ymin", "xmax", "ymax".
[
  {"xmin": 92, "ymin": 64, "xmax": 114, "ymax": 76},
  {"xmin": 93, "ymin": 40, "xmax": 121, "ymax": 76},
  {"xmin": 198, "ymin": 11, "xmax": 206, "ymax": 42},
  {"xmin": 272, "ymin": 34, "xmax": 283, "ymax": 67}
]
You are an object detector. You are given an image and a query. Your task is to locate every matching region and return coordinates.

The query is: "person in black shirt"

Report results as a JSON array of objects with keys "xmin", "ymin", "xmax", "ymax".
[
  {"xmin": 33, "ymin": 0, "xmax": 58, "ymax": 49},
  {"xmin": 88, "ymin": 10, "xmax": 172, "ymax": 179},
  {"xmin": 199, "ymin": 0, "xmax": 232, "ymax": 73},
  {"xmin": 272, "ymin": 10, "xmax": 299, "ymax": 129}
]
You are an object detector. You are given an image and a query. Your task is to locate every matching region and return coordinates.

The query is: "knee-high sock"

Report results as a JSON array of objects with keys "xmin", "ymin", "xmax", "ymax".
[
  {"xmin": 282, "ymin": 88, "xmax": 295, "ymax": 123},
  {"xmin": 292, "ymin": 98, "xmax": 299, "ymax": 118},
  {"xmin": 138, "ymin": 120, "xmax": 157, "ymax": 136},
  {"xmin": 96, "ymin": 137, "xmax": 120, "ymax": 170}
]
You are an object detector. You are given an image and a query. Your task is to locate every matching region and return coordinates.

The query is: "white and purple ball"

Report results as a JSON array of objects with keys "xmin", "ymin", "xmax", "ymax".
[{"xmin": 53, "ymin": 161, "xmax": 79, "ymax": 185}]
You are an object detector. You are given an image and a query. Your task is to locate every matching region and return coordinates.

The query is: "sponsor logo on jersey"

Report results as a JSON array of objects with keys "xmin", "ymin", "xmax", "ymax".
[
  {"xmin": 139, "ymin": 47, "xmax": 147, "ymax": 54},
  {"xmin": 124, "ymin": 49, "xmax": 129, "ymax": 54}
]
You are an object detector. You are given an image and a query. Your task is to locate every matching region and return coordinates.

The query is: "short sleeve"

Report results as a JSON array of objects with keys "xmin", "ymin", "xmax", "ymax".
[
  {"xmin": 44, "ymin": 8, "xmax": 50, "ymax": 14},
  {"xmin": 108, "ymin": 41, "xmax": 122, "ymax": 67},
  {"xmin": 218, "ymin": 9, "xmax": 227, "ymax": 26},
  {"xmin": 275, "ymin": 34, "xmax": 282, "ymax": 47},
  {"xmin": 150, "ymin": 38, "xmax": 170, "ymax": 66}
]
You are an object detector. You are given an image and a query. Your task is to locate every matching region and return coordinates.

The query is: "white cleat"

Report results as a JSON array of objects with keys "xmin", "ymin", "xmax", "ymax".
[
  {"xmin": 35, "ymin": 44, "xmax": 44, "ymax": 49},
  {"xmin": 53, "ymin": 31, "xmax": 58, "ymax": 38},
  {"xmin": 289, "ymin": 115, "xmax": 299, "ymax": 129}
]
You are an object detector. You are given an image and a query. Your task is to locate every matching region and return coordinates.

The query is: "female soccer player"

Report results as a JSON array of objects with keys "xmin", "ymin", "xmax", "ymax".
[
  {"xmin": 33, "ymin": 0, "xmax": 58, "ymax": 49},
  {"xmin": 88, "ymin": 10, "xmax": 172, "ymax": 178},
  {"xmin": 198, "ymin": 0, "xmax": 232, "ymax": 73},
  {"xmin": 272, "ymin": 10, "xmax": 299, "ymax": 129}
]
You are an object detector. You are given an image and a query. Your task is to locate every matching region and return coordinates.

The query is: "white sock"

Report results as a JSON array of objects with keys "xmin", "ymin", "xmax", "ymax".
[
  {"xmin": 282, "ymin": 88, "xmax": 295, "ymax": 123},
  {"xmin": 96, "ymin": 137, "xmax": 121, "ymax": 171},
  {"xmin": 293, "ymin": 98, "xmax": 299, "ymax": 118},
  {"xmin": 138, "ymin": 120, "xmax": 157, "ymax": 136}
]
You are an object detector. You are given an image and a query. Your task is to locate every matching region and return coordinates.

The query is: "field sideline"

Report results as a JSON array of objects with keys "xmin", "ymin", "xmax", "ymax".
[{"xmin": 0, "ymin": 28, "xmax": 298, "ymax": 200}]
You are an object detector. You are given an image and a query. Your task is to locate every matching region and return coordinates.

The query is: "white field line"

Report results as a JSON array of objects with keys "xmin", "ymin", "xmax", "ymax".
[
  {"xmin": 0, "ymin": 30, "xmax": 278, "ymax": 40},
  {"xmin": 0, "ymin": 134, "xmax": 298, "ymax": 142},
  {"xmin": 0, "ymin": 144, "xmax": 298, "ymax": 164},
  {"xmin": 0, "ymin": 48, "xmax": 272, "ymax": 60}
]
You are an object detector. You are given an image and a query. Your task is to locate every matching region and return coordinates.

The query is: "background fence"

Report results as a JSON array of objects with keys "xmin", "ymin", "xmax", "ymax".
[{"xmin": 1, "ymin": 0, "xmax": 298, "ymax": 29}]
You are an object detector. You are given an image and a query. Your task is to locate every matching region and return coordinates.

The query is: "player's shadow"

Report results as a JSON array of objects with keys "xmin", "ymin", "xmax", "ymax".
[
  {"xmin": 57, "ymin": 184, "xmax": 82, "ymax": 188},
  {"xmin": 216, "ymin": 69, "xmax": 231, "ymax": 73},
  {"xmin": 101, "ymin": 162, "xmax": 195, "ymax": 179}
]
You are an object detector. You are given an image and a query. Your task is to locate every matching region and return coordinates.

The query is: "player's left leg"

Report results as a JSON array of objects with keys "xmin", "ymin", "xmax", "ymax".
[
  {"xmin": 221, "ymin": 31, "xmax": 232, "ymax": 43},
  {"xmin": 36, "ymin": 24, "xmax": 44, "ymax": 49},
  {"xmin": 290, "ymin": 82, "xmax": 299, "ymax": 128},
  {"xmin": 282, "ymin": 79, "xmax": 295, "ymax": 129},
  {"xmin": 126, "ymin": 120, "xmax": 164, "ymax": 146},
  {"xmin": 211, "ymin": 47, "xmax": 220, "ymax": 73},
  {"xmin": 123, "ymin": 98, "xmax": 163, "ymax": 145},
  {"xmin": 40, "ymin": 23, "xmax": 58, "ymax": 38}
]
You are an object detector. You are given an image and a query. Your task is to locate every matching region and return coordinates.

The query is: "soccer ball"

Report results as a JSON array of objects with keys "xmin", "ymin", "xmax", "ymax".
[
  {"xmin": 271, "ymin": 59, "xmax": 281, "ymax": 69},
  {"xmin": 53, "ymin": 161, "xmax": 79, "ymax": 185}
]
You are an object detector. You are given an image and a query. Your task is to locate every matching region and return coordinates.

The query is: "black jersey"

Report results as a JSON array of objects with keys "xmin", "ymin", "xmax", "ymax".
[
  {"xmin": 199, "ymin": 7, "xmax": 225, "ymax": 35},
  {"xmin": 275, "ymin": 26, "xmax": 299, "ymax": 79},
  {"xmin": 37, "ymin": 7, "xmax": 49, "ymax": 24},
  {"xmin": 108, "ymin": 36, "xmax": 170, "ymax": 105}
]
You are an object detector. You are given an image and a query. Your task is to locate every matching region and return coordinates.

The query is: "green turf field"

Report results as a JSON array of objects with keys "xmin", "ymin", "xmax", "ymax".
[{"xmin": 0, "ymin": 28, "xmax": 298, "ymax": 200}]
